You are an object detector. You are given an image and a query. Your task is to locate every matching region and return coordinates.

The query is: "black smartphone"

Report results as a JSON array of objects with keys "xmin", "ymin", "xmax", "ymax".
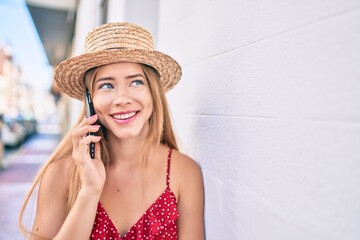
[{"xmin": 85, "ymin": 87, "xmax": 96, "ymax": 159}]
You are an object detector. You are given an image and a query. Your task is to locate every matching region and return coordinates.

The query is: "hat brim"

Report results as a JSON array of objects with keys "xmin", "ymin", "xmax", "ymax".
[{"xmin": 54, "ymin": 49, "xmax": 182, "ymax": 101}]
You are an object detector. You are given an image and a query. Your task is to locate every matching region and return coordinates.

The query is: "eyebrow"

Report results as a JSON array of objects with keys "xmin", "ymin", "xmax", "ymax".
[
  {"xmin": 95, "ymin": 73, "xmax": 145, "ymax": 83},
  {"xmin": 95, "ymin": 76, "xmax": 113, "ymax": 83},
  {"xmin": 125, "ymin": 74, "xmax": 146, "ymax": 79}
]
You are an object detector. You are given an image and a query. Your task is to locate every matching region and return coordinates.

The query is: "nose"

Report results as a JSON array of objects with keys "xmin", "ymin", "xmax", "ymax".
[{"xmin": 113, "ymin": 86, "xmax": 132, "ymax": 106}]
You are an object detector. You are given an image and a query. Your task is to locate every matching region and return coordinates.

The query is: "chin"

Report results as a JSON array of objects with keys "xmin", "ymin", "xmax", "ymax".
[
  {"xmin": 113, "ymin": 128, "xmax": 145, "ymax": 140},
  {"xmin": 104, "ymin": 120, "xmax": 150, "ymax": 141}
]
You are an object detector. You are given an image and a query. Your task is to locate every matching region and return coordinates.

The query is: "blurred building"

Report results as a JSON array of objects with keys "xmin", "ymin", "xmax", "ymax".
[
  {"xmin": 0, "ymin": 45, "xmax": 17, "ymax": 115},
  {"xmin": 0, "ymin": 43, "xmax": 36, "ymax": 116},
  {"xmin": 0, "ymin": 43, "xmax": 35, "ymax": 162}
]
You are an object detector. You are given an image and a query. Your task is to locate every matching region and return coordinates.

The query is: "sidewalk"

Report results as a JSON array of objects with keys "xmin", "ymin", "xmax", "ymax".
[{"xmin": 0, "ymin": 133, "xmax": 60, "ymax": 240}]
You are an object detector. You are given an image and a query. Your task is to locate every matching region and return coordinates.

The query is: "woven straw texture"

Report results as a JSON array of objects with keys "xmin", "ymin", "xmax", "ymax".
[{"xmin": 54, "ymin": 22, "xmax": 182, "ymax": 100}]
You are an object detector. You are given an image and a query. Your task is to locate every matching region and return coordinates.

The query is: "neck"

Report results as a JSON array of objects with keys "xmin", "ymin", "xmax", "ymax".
[
  {"xmin": 112, "ymin": 139, "xmax": 145, "ymax": 164},
  {"xmin": 106, "ymin": 129, "xmax": 154, "ymax": 168}
]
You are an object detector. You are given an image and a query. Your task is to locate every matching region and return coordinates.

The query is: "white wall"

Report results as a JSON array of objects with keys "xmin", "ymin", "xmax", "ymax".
[
  {"xmin": 107, "ymin": 0, "xmax": 126, "ymax": 23},
  {"xmin": 123, "ymin": 0, "xmax": 160, "ymax": 44},
  {"xmin": 158, "ymin": 0, "xmax": 360, "ymax": 239}
]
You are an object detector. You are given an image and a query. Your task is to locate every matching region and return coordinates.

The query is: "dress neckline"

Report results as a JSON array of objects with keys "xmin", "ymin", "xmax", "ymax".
[{"xmin": 98, "ymin": 187, "xmax": 177, "ymax": 239}]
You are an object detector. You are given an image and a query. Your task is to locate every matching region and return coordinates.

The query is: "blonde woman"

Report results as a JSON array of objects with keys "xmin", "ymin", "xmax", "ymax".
[{"xmin": 19, "ymin": 22, "xmax": 204, "ymax": 240}]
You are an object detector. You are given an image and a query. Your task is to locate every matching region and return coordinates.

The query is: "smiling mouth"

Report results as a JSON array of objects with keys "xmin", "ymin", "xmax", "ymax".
[{"xmin": 111, "ymin": 111, "xmax": 138, "ymax": 120}]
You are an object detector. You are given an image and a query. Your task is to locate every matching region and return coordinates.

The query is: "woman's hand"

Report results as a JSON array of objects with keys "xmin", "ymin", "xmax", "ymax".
[{"xmin": 71, "ymin": 114, "xmax": 105, "ymax": 196}]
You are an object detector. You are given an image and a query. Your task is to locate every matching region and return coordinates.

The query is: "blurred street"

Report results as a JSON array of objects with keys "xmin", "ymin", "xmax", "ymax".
[{"xmin": 0, "ymin": 132, "xmax": 60, "ymax": 240}]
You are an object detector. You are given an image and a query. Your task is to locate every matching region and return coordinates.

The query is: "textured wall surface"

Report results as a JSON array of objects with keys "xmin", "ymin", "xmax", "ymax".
[{"xmin": 158, "ymin": 0, "xmax": 360, "ymax": 239}]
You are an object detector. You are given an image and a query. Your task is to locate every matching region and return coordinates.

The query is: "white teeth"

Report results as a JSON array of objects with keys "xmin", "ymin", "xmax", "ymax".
[{"xmin": 113, "ymin": 112, "xmax": 137, "ymax": 120}]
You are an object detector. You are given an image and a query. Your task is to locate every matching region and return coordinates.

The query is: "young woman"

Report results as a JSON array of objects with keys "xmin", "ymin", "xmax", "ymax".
[{"xmin": 19, "ymin": 22, "xmax": 204, "ymax": 240}]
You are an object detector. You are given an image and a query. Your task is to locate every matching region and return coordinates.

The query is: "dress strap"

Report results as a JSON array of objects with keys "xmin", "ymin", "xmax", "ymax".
[{"xmin": 166, "ymin": 148, "xmax": 173, "ymax": 189}]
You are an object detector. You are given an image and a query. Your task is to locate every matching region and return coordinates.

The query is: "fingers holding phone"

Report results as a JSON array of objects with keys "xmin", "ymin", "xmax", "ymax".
[
  {"xmin": 72, "ymin": 115, "xmax": 101, "ymax": 161},
  {"xmin": 72, "ymin": 114, "xmax": 105, "ymax": 194},
  {"xmin": 85, "ymin": 87, "xmax": 97, "ymax": 159}
]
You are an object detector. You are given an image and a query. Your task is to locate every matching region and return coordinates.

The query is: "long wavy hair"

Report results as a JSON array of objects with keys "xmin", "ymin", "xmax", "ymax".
[{"xmin": 18, "ymin": 63, "xmax": 178, "ymax": 237}]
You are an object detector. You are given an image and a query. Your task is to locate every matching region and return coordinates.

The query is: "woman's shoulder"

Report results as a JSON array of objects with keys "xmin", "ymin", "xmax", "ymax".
[
  {"xmin": 171, "ymin": 149, "xmax": 201, "ymax": 172},
  {"xmin": 168, "ymin": 148, "xmax": 204, "ymax": 209},
  {"xmin": 170, "ymin": 148, "xmax": 203, "ymax": 188},
  {"xmin": 41, "ymin": 155, "xmax": 72, "ymax": 188},
  {"xmin": 48, "ymin": 154, "xmax": 72, "ymax": 173}
]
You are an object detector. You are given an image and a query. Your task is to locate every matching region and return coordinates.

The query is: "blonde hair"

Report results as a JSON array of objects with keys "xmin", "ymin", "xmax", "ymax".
[{"xmin": 18, "ymin": 63, "xmax": 178, "ymax": 237}]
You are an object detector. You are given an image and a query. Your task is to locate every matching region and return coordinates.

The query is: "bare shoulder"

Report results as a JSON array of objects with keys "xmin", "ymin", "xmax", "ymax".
[
  {"xmin": 171, "ymin": 150, "xmax": 202, "ymax": 177},
  {"xmin": 171, "ymin": 149, "xmax": 205, "ymax": 238},
  {"xmin": 44, "ymin": 155, "xmax": 71, "ymax": 180},
  {"xmin": 39, "ymin": 155, "xmax": 72, "ymax": 196},
  {"xmin": 170, "ymin": 149, "xmax": 204, "ymax": 196}
]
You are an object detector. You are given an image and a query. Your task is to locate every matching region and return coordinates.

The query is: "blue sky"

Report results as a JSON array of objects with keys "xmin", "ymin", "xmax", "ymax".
[{"xmin": 0, "ymin": 0, "xmax": 52, "ymax": 91}]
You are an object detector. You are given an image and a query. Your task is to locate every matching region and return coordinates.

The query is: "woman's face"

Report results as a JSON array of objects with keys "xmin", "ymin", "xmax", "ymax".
[{"xmin": 92, "ymin": 62, "xmax": 153, "ymax": 140}]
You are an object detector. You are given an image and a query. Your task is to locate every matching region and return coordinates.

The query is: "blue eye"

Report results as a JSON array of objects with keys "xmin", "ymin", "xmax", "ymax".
[
  {"xmin": 130, "ymin": 80, "xmax": 144, "ymax": 86},
  {"xmin": 99, "ymin": 83, "xmax": 114, "ymax": 89}
]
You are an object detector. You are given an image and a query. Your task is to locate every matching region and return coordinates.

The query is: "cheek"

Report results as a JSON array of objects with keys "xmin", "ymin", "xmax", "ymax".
[{"xmin": 93, "ymin": 94, "xmax": 112, "ymax": 114}]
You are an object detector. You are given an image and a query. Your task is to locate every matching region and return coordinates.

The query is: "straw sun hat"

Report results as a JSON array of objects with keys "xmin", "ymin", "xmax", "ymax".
[{"xmin": 54, "ymin": 22, "xmax": 182, "ymax": 101}]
